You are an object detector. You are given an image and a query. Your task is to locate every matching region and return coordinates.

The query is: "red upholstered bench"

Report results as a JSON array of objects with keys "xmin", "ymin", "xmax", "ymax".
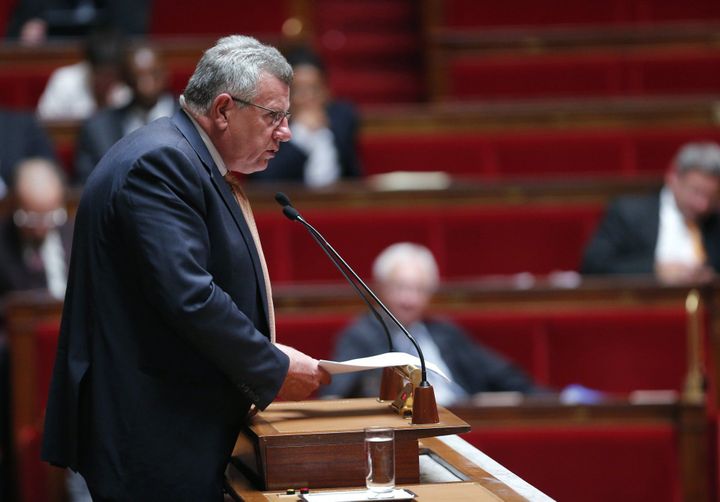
[
  {"xmin": 274, "ymin": 305, "xmax": 688, "ymax": 395},
  {"xmin": 439, "ymin": 0, "xmax": 720, "ymax": 27},
  {"xmin": 461, "ymin": 424, "xmax": 680, "ymax": 502},
  {"xmin": 275, "ymin": 314, "xmax": 352, "ymax": 361},
  {"xmin": 15, "ymin": 321, "xmax": 61, "ymax": 502},
  {"xmin": 359, "ymin": 127, "xmax": 720, "ymax": 178},
  {"xmin": 452, "ymin": 307, "xmax": 688, "ymax": 393},
  {"xmin": 257, "ymin": 203, "xmax": 603, "ymax": 283},
  {"xmin": 446, "ymin": 49, "xmax": 720, "ymax": 100},
  {"xmin": 148, "ymin": 0, "xmax": 289, "ymax": 36}
]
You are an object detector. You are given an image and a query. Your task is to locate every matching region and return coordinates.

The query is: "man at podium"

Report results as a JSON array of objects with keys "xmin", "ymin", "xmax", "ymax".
[{"xmin": 41, "ymin": 35, "xmax": 330, "ymax": 501}]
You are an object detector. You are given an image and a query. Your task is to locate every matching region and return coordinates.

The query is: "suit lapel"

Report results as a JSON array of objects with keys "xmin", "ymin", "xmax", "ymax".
[
  {"xmin": 645, "ymin": 194, "xmax": 661, "ymax": 250},
  {"xmin": 172, "ymin": 110, "xmax": 272, "ymax": 335}
]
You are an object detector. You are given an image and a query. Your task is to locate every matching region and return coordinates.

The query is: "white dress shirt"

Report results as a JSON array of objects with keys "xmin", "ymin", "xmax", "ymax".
[
  {"xmin": 290, "ymin": 122, "xmax": 341, "ymax": 187},
  {"xmin": 655, "ymin": 186, "xmax": 701, "ymax": 266}
]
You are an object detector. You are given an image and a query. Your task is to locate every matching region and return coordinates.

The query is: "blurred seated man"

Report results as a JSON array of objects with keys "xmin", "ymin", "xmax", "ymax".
[
  {"xmin": 74, "ymin": 43, "xmax": 177, "ymax": 182},
  {"xmin": 320, "ymin": 243, "xmax": 539, "ymax": 406},
  {"xmin": 0, "ymin": 157, "xmax": 72, "ymax": 499},
  {"xmin": 581, "ymin": 142, "xmax": 720, "ymax": 284},
  {"xmin": 0, "ymin": 108, "xmax": 57, "ymax": 195},
  {"xmin": 250, "ymin": 48, "xmax": 362, "ymax": 186},
  {"xmin": 0, "ymin": 158, "xmax": 72, "ymax": 299},
  {"xmin": 36, "ymin": 27, "xmax": 131, "ymax": 121}
]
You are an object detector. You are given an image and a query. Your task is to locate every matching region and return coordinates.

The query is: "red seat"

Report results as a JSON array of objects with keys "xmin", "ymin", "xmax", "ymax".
[
  {"xmin": 440, "ymin": 0, "xmax": 720, "ymax": 27},
  {"xmin": 359, "ymin": 128, "xmax": 720, "ymax": 178},
  {"xmin": 462, "ymin": 424, "xmax": 681, "ymax": 502},
  {"xmin": 148, "ymin": 0, "xmax": 289, "ymax": 37},
  {"xmin": 448, "ymin": 307, "xmax": 688, "ymax": 392},
  {"xmin": 446, "ymin": 49, "xmax": 720, "ymax": 100},
  {"xmin": 14, "ymin": 321, "xmax": 61, "ymax": 502},
  {"xmin": 258, "ymin": 204, "xmax": 603, "ymax": 284}
]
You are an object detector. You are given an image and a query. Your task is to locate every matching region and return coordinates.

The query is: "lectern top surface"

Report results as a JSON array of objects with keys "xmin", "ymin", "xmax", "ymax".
[{"xmin": 250, "ymin": 398, "xmax": 469, "ymax": 437}]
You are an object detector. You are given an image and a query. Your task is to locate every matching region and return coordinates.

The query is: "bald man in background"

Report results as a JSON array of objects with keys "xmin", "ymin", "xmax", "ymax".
[
  {"xmin": 0, "ymin": 157, "xmax": 72, "ymax": 298},
  {"xmin": 0, "ymin": 157, "xmax": 72, "ymax": 501}
]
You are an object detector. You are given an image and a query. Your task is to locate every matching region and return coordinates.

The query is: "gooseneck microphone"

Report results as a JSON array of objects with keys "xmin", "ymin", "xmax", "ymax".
[
  {"xmin": 275, "ymin": 192, "xmax": 430, "ymax": 386},
  {"xmin": 277, "ymin": 195, "xmax": 394, "ymax": 353}
]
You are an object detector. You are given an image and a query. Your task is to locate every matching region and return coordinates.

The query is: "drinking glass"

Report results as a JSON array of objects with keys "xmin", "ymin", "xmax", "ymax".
[{"xmin": 364, "ymin": 427, "xmax": 395, "ymax": 497}]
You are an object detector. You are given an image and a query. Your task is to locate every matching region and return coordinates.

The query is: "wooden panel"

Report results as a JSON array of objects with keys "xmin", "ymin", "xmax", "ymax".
[{"xmin": 234, "ymin": 398, "xmax": 469, "ymax": 490}]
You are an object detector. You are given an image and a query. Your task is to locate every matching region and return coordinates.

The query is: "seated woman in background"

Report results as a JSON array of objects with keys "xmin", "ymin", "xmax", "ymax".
[{"xmin": 250, "ymin": 47, "xmax": 362, "ymax": 187}]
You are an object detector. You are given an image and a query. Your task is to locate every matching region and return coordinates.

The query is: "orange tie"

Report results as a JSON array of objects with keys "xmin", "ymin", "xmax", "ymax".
[
  {"xmin": 686, "ymin": 219, "xmax": 707, "ymax": 264},
  {"xmin": 224, "ymin": 173, "xmax": 276, "ymax": 342}
]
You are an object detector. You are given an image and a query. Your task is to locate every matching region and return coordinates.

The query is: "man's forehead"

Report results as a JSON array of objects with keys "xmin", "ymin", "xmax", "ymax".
[{"xmin": 256, "ymin": 73, "xmax": 290, "ymax": 96}]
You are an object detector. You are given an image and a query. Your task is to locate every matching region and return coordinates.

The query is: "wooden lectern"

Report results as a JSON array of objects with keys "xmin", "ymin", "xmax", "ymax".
[{"xmin": 232, "ymin": 398, "xmax": 470, "ymax": 491}]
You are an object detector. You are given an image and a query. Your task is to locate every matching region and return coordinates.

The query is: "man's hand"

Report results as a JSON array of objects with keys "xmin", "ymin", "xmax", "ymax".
[
  {"xmin": 655, "ymin": 261, "xmax": 715, "ymax": 284},
  {"xmin": 275, "ymin": 343, "xmax": 331, "ymax": 401}
]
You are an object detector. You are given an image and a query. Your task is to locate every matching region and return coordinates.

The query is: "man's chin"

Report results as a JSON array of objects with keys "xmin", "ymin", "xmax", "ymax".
[{"xmin": 231, "ymin": 160, "xmax": 269, "ymax": 175}]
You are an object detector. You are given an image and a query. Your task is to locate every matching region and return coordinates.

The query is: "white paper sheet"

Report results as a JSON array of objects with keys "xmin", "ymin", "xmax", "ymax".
[{"xmin": 319, "ymin": 352, "xmax": 451, "ymax": 382}]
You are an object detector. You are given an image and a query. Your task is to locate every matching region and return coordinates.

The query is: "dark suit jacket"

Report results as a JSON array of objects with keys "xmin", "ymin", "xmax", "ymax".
[
  {"xmin": 581, "ymin": 192, "xmax": 720, "ymax": 275},
  {"xmin": 250, "ymin": 100, "xmax": 361, "ymax": 183},
  {"xmin": 0, "ymin": 217, "xmax": 73, "ymax": 296},
  {"xmin": 74, "ymin": 96, "xmax": 179, "ymax": 183},
  {"xmin": 320, "ymin": 314, "xmax": 537, "ymax": 400},
  {"xmin": 0, "ymin": 109, "xmax": 56, "ymax": 186},
  {"xmin": 42, "ymin": 110, "xmax": 289, "ymax": 501}
]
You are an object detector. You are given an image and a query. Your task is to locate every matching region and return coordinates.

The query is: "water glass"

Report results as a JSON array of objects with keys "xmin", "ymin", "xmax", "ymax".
[{"xmin": 364, "ymin": 427, "xmax": 395, "ymax": 497}]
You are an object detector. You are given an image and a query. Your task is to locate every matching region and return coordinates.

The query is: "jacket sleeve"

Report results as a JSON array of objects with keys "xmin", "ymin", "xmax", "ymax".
[
  {"xmin": 115, "ymin": 145, "xmax": 288, "ymax": 409},
  {"xmin": 437, "ymin": 322, "xmax": 539, "ymax": 394},
  {"xmin": 580, "ymin": 199, "xmax": 656, "ymax": 275}
]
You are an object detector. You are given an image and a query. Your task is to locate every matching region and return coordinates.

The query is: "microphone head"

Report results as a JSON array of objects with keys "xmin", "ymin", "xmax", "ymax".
[
  {"xmin": 282, "ymin": 205, "xmax": 300, "ymax": 221},
  {"xmin": 275, "ymin": 192, "xmax": 292, "ymax": 208}
]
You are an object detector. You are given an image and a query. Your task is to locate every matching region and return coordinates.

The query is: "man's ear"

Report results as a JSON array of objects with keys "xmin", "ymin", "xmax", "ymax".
[{"xmin": 210, "ymin": 94, "xmax": 234, "ymax": 130}]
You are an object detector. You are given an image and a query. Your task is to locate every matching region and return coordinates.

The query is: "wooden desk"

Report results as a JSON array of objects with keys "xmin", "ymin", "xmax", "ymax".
[
  {"xmin": 226, "ymin": 434, "xmax": 552, "ymax": 501},
  {"xmin": 232, "ymin": 398, "xmax": 470, "ymax": 490}
]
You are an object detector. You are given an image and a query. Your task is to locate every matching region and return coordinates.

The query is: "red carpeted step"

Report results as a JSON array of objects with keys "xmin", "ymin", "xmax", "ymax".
[
  {"xmin": 314, "ymin": 0, "xmax": 416, "ymax": 31},
  {"xmin": 441, "ymin": 0, "xmax": 720, "ymax": 28},
  {"xmin": 329, "ymin": 70, "xmax": 424, "ymax": 104},
  {"xmin": 312, "ymin": 0, "xmax": 423, "ymax": 105}
]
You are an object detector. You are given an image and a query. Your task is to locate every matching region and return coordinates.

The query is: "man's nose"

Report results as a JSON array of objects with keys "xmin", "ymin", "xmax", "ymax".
[{"xmin": 273, "ymin": 119, "xmax": 292, "ymax": 143}]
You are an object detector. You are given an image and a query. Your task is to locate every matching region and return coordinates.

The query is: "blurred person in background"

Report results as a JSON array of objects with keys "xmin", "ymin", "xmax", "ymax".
[
  {"xmin": 0, "ymin": 157, "xmax": 72, "ymax": 502},
  {"xmin": 0, "ymin": 157, "xmax": 72, "ymax": 299},
  {"xmin": 250, "ymin": 47, "xmax": 362, "ymax": 186},
  {"xmin": 6, "ymin": 0, "xmax": 150, "ymax": 45},
  {"xmin": 321, "ymin": 242, "xmax": 539, "ymax": 406},
  {"xmin": 36, "ymin": 26, "xmax": 130, "ymax": 121},
  {"xmin": 74, "ymin": 43, "xmax": 177, "ymax": 182},
  {"xmin": 581, "ymin": 141, "xmax": 720, "ymax": 284},
  {"xmin": 0, "ymin": 108, "xmax": 57, "ymax": 195}
]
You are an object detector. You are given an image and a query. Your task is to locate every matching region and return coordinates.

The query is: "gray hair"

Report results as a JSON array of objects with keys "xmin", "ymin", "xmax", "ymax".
[
  {"xmin": 673, "ymin": 142, "xmax": 720, "ymax": 176},
  {"xmin": 182, "ymin": 35, "xmax": 293, "ymax": 114},
  {"xmin": 372, "ymin": 242, "xmax": 439, "ymax": 290}
]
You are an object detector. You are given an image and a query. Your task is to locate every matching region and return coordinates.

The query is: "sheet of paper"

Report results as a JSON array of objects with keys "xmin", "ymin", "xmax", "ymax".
[{"xmin": 319, "ymin": 352, "xmax": 451, "ymax": 382}]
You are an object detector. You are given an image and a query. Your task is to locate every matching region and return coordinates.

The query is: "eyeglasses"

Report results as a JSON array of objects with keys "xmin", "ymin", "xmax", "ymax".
[
  {"xmin": 14, "ymin": 208, "xmax": 67, "ymax": 229},
  {"xmin": 231, "ymin": 97, "xmax": 291, "ymax": 126}
]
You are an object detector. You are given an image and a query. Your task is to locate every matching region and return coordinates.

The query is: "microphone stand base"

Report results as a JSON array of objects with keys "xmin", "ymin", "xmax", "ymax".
[
  {"xmin": 411, "ymin": 384, "xmax": 439, "ymax": 424},
  {"xmin": 379, "ymin": 367, "xmax": 404, "ymax": 401}
]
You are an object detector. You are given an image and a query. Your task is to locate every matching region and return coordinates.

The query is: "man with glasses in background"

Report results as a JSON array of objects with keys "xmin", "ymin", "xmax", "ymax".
[
  {"xmin": 0, "ymin": 157, "xmax": 71, "ymax": 501},
  {"xmin": 42, "ymin": 35, "xmax": 330, "ymax": 501},
  {"xmin": 582, "ymin": 141, "xmax": 720, "ymax": 284},
  {"xmin": 0, "ymin": 157, "xmax": 71, "ymax": 299}
]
